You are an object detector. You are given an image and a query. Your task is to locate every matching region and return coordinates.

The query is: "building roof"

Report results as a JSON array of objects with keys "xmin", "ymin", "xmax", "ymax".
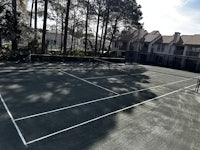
[
  {"xmin": 183, "ymin": 34, "xmax": 200, "ymax": 45},
  {"xmin": 180, "ymin": 35, "xmax": 193, "ymax": 45},
  {"xmin": 144, "ymin": 31, "xmax": 161, "ymax": 43},
  {"xmin": 162, "ymin": 36, "xmax": 174, "ymax": 44}
]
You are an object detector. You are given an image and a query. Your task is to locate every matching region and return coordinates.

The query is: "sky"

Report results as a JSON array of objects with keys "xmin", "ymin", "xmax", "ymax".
[
  {"xmin": 26, "ymin": 0, "xmax": 200, "ymax": 36},
  {"xmin": 137, "ymin": 0, "xmax": 200, "ymax": 35}
]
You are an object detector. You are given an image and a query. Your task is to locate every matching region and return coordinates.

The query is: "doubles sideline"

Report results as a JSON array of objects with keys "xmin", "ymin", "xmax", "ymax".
[
  {"xmin": 0, "ymin": 94, "xmax": 27, "ymax": 147},
  {"xmin": 26, "ymin": 83, "xmax": 196, "ymax": 145},
  {"xmin": 15, "ymin": 75, "xmax": 198, "ymax": 121}
]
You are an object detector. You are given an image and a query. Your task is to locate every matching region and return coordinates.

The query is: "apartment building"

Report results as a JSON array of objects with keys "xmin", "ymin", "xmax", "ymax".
[
  {"xmin": 112, "ymin": 30, "xmax": 200, "ymax": 72},
  {"xmin": 144, "ymin": 32, "xmax": 200, "ymax": 72}
]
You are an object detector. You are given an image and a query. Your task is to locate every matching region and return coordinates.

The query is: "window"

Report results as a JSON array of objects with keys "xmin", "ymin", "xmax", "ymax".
[
  {"xmin": 161, "ymin": 44, "xmax": 167, "ymax": 52},
  {"xmin": 157, "ymin": 44, "xmax": 163, "ymax": 52},
  {"xmin": 174, "ymin": 46, "xmax": 184, "ymax": 55}
]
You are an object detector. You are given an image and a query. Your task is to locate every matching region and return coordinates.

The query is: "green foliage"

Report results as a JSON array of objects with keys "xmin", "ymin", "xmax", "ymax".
[
  {"xmin": 28, "ymin": 39, "xmax": 41, "ymax": 54},
  {"xmin": 0, "ymin": 46, "xmax": 18, "ymax": 61},
  {"xmin": 2, "ymin": 43, "xmax": 12, "ymax": 50},
  {"xmin": 64, "ymin": 50, "xmax": 102, "ymax": 57},
  {"xmin": 66, "ymin": 50, "xmax": 85, "ymax": 56},
  {"xmin": 3, "ymin": 10, "xmax": 21, "ymax": 40}
]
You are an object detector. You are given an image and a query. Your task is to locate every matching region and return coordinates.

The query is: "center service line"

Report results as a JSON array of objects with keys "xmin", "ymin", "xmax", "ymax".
[{"xmin": 60, "ymin": 70, "xmax": 119, "ymax": 95}]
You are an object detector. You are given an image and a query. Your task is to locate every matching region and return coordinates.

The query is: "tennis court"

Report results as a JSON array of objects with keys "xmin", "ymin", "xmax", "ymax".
[{"xmin": 0, "ymin": 61, "xmax": 200, "ymax": 150}]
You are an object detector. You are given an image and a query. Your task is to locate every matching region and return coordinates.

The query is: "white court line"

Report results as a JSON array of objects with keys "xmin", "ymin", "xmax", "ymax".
[
  {"xmin": 83, "ymin": 72, "xmax": 155, "ymax": 80},
  {"xmin": 15, "ymin": 75, "xmax": 199, "ymax": 121},
  {"xmin": 60, "ymin": 70, "xmax": 119, "ymax": 95},
  {"xmin": 0, "ymin": 94, "xmax": 27, "ymax": 147},
  {"xmin": 26, "ymin": 84, "xmax": 196, "ymax": 145},
  {"xmin": 150, "ymin": 70, "xmax": 191, "ymax": 79}
]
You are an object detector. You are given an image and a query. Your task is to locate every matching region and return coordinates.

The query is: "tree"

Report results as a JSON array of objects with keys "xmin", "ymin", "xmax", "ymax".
[
  {"xmin": 48, "ymin": 0, "xmax": 67, "ymax": 52},
  {"xmin": 69, "ymin": 2, "xmax": 84, "ymax": 51},
  {"xmin": 84, "ymin": 0, "xmax": 90, "ymax": 55},
  {"xmin": 29, "ymin": 0, "xmax": 34, "ymax": 27},
  {"xmin": 93, "ymin": 0, "xmax": 105, "ymax": 54},
  {"xmin": 0, "ymin": 2, "xmax": 6, "ymax": 50},
  {"xmin": 101, "ymin": 0, "xmax": 142, "ymax": 55},
  {"xmin": 63, "ymin": 0, "xmax": 71, "ymax": 55},
  {"xmin": 34, "ymin": 0, "xmax": 37, "ymax": 41},
  {"xmin": 41, "ymin": 0, "xmax": 48, "ymax": 54},
  {"xmin": 102, "ymin": 0, "xmax": 111, "ymax": 53},
  {"xmin": 11, "ymin": 0, "xmax": 18, "ymax": 51},
  {"xmin": 99, "ymin": 16, "xmax": 105, "ymax": 52}
]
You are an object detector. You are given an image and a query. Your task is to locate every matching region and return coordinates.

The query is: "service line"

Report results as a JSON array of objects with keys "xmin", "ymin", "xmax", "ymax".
[
  {"xmin": 83, "ymin": 72, "xmax": 155, "ymax": 80},
  {"xmin": 15, "ymin": 75, "xmax": 198, "ymax": 121}
]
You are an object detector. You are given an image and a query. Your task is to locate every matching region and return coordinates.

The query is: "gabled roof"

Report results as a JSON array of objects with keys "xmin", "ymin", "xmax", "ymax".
[
  {"xmin": 144, "ymin": 31, "xmax": 161, "ymax": 43},
  {"xmin": 118, "ymin": 29, "xmax": 147, "ymax": 42},
  {"xmin": 131, "ymin": 29, "xmax": 148, "ymax": 41},
  {"xmin": 156, "ymin": 35, "xmax": 174, "ymax": 44}
]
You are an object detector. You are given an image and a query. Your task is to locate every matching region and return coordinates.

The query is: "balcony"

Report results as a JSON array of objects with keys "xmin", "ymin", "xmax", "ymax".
[{"xmin": 186, "ymin": 51, "xmax": 200, "ymax": 57}]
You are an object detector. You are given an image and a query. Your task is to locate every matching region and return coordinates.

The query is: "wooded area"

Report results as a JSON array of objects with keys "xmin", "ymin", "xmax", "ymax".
[{"xmin": 0, "ymin": 0, "xmax": 142, "ymax": 59}]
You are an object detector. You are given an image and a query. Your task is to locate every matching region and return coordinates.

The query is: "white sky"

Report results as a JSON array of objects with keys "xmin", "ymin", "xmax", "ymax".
[{"xmin": 137, "ymin": 0, "xmax": 200, "ymax": 35}]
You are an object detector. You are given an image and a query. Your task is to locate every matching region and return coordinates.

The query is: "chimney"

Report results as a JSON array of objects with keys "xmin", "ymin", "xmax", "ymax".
[{"xmin": 173, "ymin": 32, "xmax": 181, "ymax": 43}]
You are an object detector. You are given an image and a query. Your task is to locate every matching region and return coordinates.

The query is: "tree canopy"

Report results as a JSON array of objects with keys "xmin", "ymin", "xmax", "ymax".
[{"xmin": 0, "ymin": 0, "xmax": 143, "ymax": 56}]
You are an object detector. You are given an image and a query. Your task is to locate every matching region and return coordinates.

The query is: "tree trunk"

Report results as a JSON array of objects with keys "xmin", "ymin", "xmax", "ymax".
[
  {"xmin": 85, "ymin": 0, "xmax": 89, "ymax": 56},
  {"xmin": 99, "ymin": 17, "xmax": 105, "ymax": 53},
  {"xmin": 63, "ymin": 0, "xmax": 71, "ymax": 55},
  {"xmin": 70, "ymin": 25, "xmax": 75, "ymax": 51},
  {"xmin": 60, "ymin": 13, "xmax": 64, "ymax": 52},
  {"xmin": 55, "ymin": 16, "xmax": 58, "ymax": 48},
  {"xmin": 30, "ymin": 0, "xmax": 34, "ymax": 28},
  {"xmin": 94, "ymin": 6, "xmax": 101, "ymax": 55},
  {"xmin": 41, "ymin": 0, "xmax": 48, "ymax": 54},
  {"xmin": 12, "ymin": 0, "xmax": 18, "ymax": 52},
  {"xmin": 34, "ymin": 0, "xmax": 37, "ymax": 41},
  {"xmin": 102, "ymin": 4, "xmax": 110, "ymax": 54},
  {"xmin": 0, "ymin": 31, "xmax": 2, "ymax": 51},
  {"xmin": 108, "ymin": 17, "xmax": 118, "ymax": 53}
]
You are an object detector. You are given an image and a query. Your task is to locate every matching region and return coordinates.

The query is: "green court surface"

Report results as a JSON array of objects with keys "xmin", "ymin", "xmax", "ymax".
[{"xmin": 0, "ymin": 62, "xmax": 200, "ymax": 150}]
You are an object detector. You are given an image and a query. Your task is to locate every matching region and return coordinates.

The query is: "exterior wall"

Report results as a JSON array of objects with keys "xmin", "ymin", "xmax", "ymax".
[
  {"xmin": 138, "ymin": 41, "xmax": 200, "ymax": 72},
  {"xmin": 46, "ymin": 32, "xmax": 84, "ymax": 51},
  {"xmin": 185, "ymin": 46, "xmax": 200, "ymax": 57},
  {"xmin": 147, "ymin": 36, "xmax": 162, "ymax": 53},
  {"xmin": 153, "ymin": 44, "xmax": 170, "ymax": 54},
  {"xmin": 46, "ymin": 32, "xmax": 69, "ymax": 49}
]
